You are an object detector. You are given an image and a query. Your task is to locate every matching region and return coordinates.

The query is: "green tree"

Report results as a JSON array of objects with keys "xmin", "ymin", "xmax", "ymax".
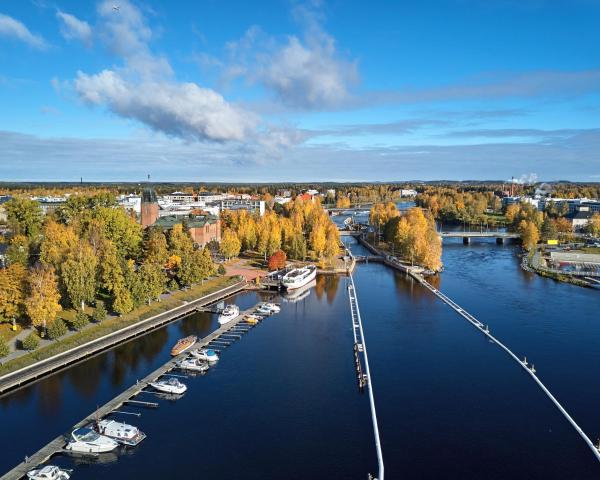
[
  {"xmin": 6, "ymin": 235, "xmax": 30, "ymax": 266},
  {"xmin": 92, "ymin": 300, "xmax": 107, "ymax": 322},
  {"xmin": 71, "ymin": 310, "xmax": 89, "ymax": 330},
  {"xmin": 541, "ymin": 217, "xmax": 558, "ymax": 241},
  {"xmin": 286, "ymin": 232, "xmax": 307, "ymax": 260},
  {"xmin": 47, "ymin": 318, "xmax": 68, "ymax": 339},
  {"xmin": 112, "ymin": 283, "xmax": 134, "ymax": 315},
  {"xmin": 0, "ymin": 338, "xmax": 9, "ymax": 357},
  {"xmin": 139, "ymin": 262, "xmax": 166, "ymax": 303},
  {"xmin": 169, "ymin": 224, "xmax": 194, "ymax": 257},
  {"xmin": 21, "ymin": 332, "xmax": 40, "ymax": 351},
  {"xmin": 5, "ymin": 198, "xmax": 43, "ymax": 239},
  {"xmin": 94, "ymin": 206, "xmax": 143, "ymax": 259},
  {"xmin": 61, "ymin": 241, "xmax": 98, "ymax": 311},
  {"xmin": 145, "ymin": 228, "xmax": 169, "ymax": 265}
]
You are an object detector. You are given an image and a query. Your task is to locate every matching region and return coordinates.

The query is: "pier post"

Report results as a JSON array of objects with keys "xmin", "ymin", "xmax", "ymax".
[{"xmin": 462, "ymin": 236, "xmax": 470, "ymax": 245}]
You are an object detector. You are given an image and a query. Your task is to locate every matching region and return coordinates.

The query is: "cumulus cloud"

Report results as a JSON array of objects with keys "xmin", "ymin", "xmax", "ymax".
[
  {"xmin": 74, "ymin": 70, "xmax": 258, "ymax": 142},
  {"xmin": 224, "ymin": 5, "xmax": 358, "ymax": 109},
  {"xmin": 0, "ymin": 13, "xmax": 48, "ymax": 49},
  {"xmin": 68, "ymin": 0, "xmax": 300, "ymax": 153},
  {"xmin": 56, "ymin": 11, "xmax": 92, "ymax": 47}
]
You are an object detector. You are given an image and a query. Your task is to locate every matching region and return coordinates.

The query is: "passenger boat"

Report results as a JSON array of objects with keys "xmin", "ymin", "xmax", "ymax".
[
  {"xmin": 218, "ymin": 304, "xmax": 240, "ymax": 325},
  {"xmin": 177, "ymin": 357, "xmax": 209, "ymax": 372},
  {"xmin": 94, "ymin": 419, "xmax": 146, "ymax": 446},
  {"xmin": 170, "ymin": 335, "xmax": 197, "ymax": 356},
  {"xmin": 281, "ymin": 265, "xmax": 317, "ymax": 290},
  {"xmin": 191, "ymin": 348, "xmax": 219, "ymax": 362},
  {"xmin": 65, "ymin": 427, "xmax": 119, "ymax": 454},
  {"xmin": 26, "ymin": 466, "xmax": 71, "ymax": 480},
  {"xmin": 149, "ymin": 377, "xmax": 187, "ymax": 394}
]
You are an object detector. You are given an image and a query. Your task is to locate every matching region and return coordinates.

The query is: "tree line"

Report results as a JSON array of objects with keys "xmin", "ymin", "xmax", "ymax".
[
  {"xmin": 219, "ymin": 198, "xmax": 341, "ymax": 265},
  {"xmin": 369, "ymin": 203, "xmax": 442, "ymax": 271},
  {"xmin": 0, "ymin": 194, "xmax": 216, "ymax": 336}
]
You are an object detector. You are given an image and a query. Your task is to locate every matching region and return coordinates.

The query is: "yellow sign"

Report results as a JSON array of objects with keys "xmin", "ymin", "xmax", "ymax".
[{"xmin": 547, "ymin": 239, "xmax": 558, "ymax": 245}]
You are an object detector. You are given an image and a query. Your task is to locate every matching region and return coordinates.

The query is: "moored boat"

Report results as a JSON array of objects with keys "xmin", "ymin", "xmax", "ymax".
[
  {"xmin": 65, "ymin": 427, "xmax": 119, "ymax": 454},
  {"xmin": 177, "ymin": 357, "xmax": 209, "ymax": 372},
  {"xmin": 170, "ymin": 335, "xmax": 197, "ymax": 356},
  {"xmin": 149, "ymin": 377, "xmax": 187, "ymax": 394},
  {"xmin": 218, "ymin": 304, "xmax": 240, "ymax": 324},
  {"xmin": 282, "ymin": 265, "xmax": 317, "ymax": 290},
  {"xmin": 94, "ymin": 419, "xmax": 146, "ymax": 446},
  {"xmin": 258, "ymin": 302, "xmax": 281, "ymax": 314},
  {"xmin": 26, "ymin": 466, "xmax": 71, "ymax": 480},
  {"xmin": 191, "ymin": 348, "xmax": 219, "ymax": 362}
]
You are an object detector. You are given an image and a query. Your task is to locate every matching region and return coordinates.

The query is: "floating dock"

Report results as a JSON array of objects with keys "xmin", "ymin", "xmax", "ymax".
[{"xmin": 0, "ymin": 302, "xmax": 270, "ymax": 480}]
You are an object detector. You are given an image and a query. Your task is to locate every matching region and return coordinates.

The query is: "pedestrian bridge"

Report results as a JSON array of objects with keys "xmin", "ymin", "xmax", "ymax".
[{"xmin": 439, "ymin": 231, "xmax": 520, "ymax": 244}]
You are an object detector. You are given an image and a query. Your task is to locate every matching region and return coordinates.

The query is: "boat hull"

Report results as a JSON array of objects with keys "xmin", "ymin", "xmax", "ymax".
[{"xmin": 282, "ymin": 267, "xmax": 317, "ymax": 290}]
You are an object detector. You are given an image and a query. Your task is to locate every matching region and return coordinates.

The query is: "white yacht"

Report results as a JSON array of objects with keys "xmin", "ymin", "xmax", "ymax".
[
  {"xmin": 149, "ymin": 377, "xmax": 187, "ymax": 394},
  {"xmin": 191, "ymin": 348, "xmax": 219, "ymax": 362},
  {"xmin": 95, "ymin": 419, "xmax": 146, "ymax": 446},
  {"xmin": 218, "ymin": 304, "xmax": 240, "ymax": 324},
  {"xmin": 26, "ymin": 466, "xmax": 71, "ymax": 480},
  {"xmin": 177, "ymin": 357, "xmax": 209, "ymax": 372},
  {"xmin": 65, "ymin": 427, "xmax": 119, "ymax": 454},
  {"xmin": 281, "ymin": 265, "xmax": 317, "ymax": 290}
]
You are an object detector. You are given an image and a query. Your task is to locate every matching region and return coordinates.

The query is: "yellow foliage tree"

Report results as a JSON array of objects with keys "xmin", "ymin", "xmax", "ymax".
[{"xmin": 25, "ymin": 264, "xmax": 62, "ymax": 330}]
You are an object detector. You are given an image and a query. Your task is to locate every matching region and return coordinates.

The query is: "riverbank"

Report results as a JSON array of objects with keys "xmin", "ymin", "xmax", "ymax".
[
  {"xmin": 522, "ymin": 249, "xmax": 599, "ymax": 289},
  {"xmin": 0, "ymin": 276, "xmax": 246, "ymax": 392}
]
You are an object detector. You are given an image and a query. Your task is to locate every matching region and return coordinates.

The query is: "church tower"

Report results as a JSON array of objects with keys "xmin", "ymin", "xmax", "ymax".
[{"xmin": 141, "ymin": 187, "xmax": 159, "ymax": 228}]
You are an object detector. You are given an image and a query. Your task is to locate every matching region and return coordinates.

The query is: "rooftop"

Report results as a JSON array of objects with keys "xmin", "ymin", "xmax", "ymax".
[{"xmin": 153, "ymin": 214, "xmax": 219, "ymax": 229}]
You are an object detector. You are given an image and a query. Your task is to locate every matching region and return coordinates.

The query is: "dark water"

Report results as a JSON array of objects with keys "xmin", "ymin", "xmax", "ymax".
[{"xmin": 1, "ymin": 236, "xmax": 600, "ymax": 479}]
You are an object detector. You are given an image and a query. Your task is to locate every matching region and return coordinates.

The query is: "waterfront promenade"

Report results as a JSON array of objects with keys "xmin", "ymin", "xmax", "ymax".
[{"xmin": 0, "ymin": 280, "xmax": 247, "ymax": 396}]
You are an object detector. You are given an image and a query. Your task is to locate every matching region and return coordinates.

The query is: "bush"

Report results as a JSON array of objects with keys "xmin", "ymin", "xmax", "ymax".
[
  {"xmin": 71, "ymin": 311, "xmax": 89, "ymax": 331},
  {"xmin": 0, "ymin": 338, "xmax": 9, "ymax": 357},
  {"xmin": 93, "ymin": 301, "xmax": 107, "ymax": 323},
  {"xmin": 168, "ymin": 279, "xmax": 179, "ymax": 292},
  {"xmin": 47, "ymin": 319, "xmax": 68, "ymax": 340},
  {"xmin": 217, "ymin": 264, "xmax": 226, "ymax": 275},
  {"xmin": 21, "ymin": 332, "xmax": 40, "ymax": 351}
]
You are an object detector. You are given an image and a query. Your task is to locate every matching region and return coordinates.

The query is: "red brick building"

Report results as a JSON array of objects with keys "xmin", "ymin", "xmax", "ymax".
[
  {"xmin": 141, "ymin": 188, "xmax": 159, "ymax": 228},
  {"xmin": 153, "ymin": 214, "xmax": 221, "ymax": 247}
]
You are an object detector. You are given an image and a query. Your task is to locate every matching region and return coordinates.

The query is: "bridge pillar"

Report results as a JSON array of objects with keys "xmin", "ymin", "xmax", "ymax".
[
  {"xmin": 463, "ymin": 236, "xmax": 470, "ymax": 245},
  {"xmin": 496, "ymin": 237, "xmax": 504, "ymax": 245}
]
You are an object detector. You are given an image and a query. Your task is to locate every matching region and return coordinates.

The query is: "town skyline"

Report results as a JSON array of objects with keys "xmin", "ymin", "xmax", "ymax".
[{"xmin": 1, "ymin": 0, "xmax": 600, "ymax": 181}]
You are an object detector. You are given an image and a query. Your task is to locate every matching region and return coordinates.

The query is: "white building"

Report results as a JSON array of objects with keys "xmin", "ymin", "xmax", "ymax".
[
  {"xmin": 400, "ymin": 189, "xmax": 417, "ymax": 197},
  {"xmin": 118, "ymin": 194, "xmax": 141, "ymax": 214},
  {"xmin": 220, "ymin": 199, "xmax": 266, "ymax": 216}
]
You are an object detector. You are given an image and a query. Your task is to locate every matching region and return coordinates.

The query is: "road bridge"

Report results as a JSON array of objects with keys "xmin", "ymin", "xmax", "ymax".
[{"xmin": 439, "ymin": 231, "xmax": 520, "ymax": 244}]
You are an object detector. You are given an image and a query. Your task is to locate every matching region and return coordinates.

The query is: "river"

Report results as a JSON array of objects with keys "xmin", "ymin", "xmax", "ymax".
[{"xmin": 1, "ymin": 236, "xmax": 599, "ymax": 479}]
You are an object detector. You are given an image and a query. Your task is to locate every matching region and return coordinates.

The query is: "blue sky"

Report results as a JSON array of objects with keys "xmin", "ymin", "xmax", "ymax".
[{"xmin": 0, "ymin": 0, "xmax": 599, "ymax": 182}]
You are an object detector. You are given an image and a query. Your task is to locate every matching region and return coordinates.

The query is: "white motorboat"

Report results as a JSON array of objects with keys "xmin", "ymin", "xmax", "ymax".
[
  {"xmin": 149, "ymin": 377, "xmax": 187, "ymax": 394},
  {"xmin": 191, "ymin": 348, "xmax": 219, "ymax": 362},
  {"xmin": 218, "ymin": 304, "xmax": 240, "ymax": 324},
  {"xmin": 26, "ymin": 466, "xmax": 71, "ymax": 480},
  {"xmin": 95, "ymin": 419, "xmax": 146, "ymax": 446},
  {"xmin": 281, "ymin": 265, "xmax": 317, "ymax": 290},
  {"xmin": 177, "ymin": 357, "xmax": 209, "ymax": 372},
  {"xmin": 259, "ymin": 302, "xmax": 281, "ymax": 313},
  {"xmin": 65, "ymin": 427, "xmax": 119, "ymax": 454}
]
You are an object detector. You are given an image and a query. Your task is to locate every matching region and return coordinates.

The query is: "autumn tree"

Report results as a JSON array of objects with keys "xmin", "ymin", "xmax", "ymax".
[
  {"xmin": 40, "ymin": 220, "xmax": 78, "ymax": 268},
  {"xmin": 144, "ymin": 228, "xmax": 169, "ymax": 265},
  {"xmin": 541, "ymin": 217, "xmax": 558, "ymax": 242},
  {"xmin": 5, "ymin": 235, "xmax": 30, "ymax": 266},
  {"xmin": 61, "ymin": 241, "xmax": 98, "ymax": 311},
  {"xmin": 5, "ymin": 197, "xmax": 43, "ymax": 239},
  {"xmin": 0, "ymin": 263, "xmax": 27, "ymax": 323},
  {"xmin": 586, "ymin": 213, "xmax": 600, "ymax": 237},
  {"xmin": 519, "ymin": 220, "xmax": 540, "ymax": 251},
  {"xmin": 324, "ymin": 224, "xmax": 340, "ymax": 262},
  {"xmin": 268, "ymin": 250, "xmax": 287, "ymax": 270},
  {"xmin": 220, "ymin": 228, "xmax": 242, "ymax": 259},
  {"xmin": 25, "ymin": 264, "xmax": 62, "ymax": 331},
  {"xmin": 391, "ymin": 208, "xmax": 442, "ymax": 271}
]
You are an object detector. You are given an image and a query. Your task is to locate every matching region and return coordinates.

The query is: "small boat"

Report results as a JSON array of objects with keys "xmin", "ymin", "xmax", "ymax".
[
  {"xmin": 26, "ymin": 466, "xmax": 71, "ymax": 480},
  {"xmin": 258, "ymin": 302, "xmax": 281, "ymax": 313},
  {"xmin": 282, "ymin": 265, "xmax": 317, "ymax": 290},
  {"xmin": 218, "ymin": 304, "xmax": 240, "ymax": 325},
  {"xmin": 149, "ymin": 377, "xmax": 187, "ymax": 394},
  {"xmin": 170, "ymin": 335, "xmax": 197, "ymax": 356},
  {"xmin": 65, "ymin": 427, "xmax": 119, "ymax": 454},
  {"xmin": 191, "ymin": 348, "xmax": 219, "ymax": 362},
  {"xmin": 94, "ymin": 419, "xmax": 146, "ymax": 446},
  {"xmin": 177, "ymin": 357, "xmax": 209, "ymax": 372},
  {"xmin": 245, "ymin": 315, "xmax": 260, "ymax": 325}
]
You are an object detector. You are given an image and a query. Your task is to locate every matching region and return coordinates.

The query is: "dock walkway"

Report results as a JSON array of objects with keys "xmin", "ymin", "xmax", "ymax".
[
  {"xmin": 1, "ymin": 302, "xmax": 267, "ymax": 480},
  {"xmin": 0, "ymin": 280, "xmax": 247, "ymax": 396}
]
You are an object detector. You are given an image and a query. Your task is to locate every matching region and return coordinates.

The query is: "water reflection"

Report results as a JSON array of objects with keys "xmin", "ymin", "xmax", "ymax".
[
  {"xmin": 314, "ymin": 275, "xmax": 341, "ymax": 304},
  {"xmin": 67, "ymin": 355, "xmax": 107, "ymax": 399}
]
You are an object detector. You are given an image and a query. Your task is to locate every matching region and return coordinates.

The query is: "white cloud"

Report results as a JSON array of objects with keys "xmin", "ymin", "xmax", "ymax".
[
  {"xmin": 74, "ymin": 69, "xmax": 259, "ymax": 142},
  {"xmin": 0, "ymin": 13, "xmax": 48, "ymax": 49},
  {"xmin": 56, "ymin": 11, "xmax": 92, "ymax": 47},
  {"xmin": 224, "ymin": 5, "xmax": 358, "ymax": 110}
]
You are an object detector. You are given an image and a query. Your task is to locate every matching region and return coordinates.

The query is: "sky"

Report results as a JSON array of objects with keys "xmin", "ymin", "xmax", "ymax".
[{"xmin": 0, "ymin": 0, "xmax": 599, "ymax": 182}]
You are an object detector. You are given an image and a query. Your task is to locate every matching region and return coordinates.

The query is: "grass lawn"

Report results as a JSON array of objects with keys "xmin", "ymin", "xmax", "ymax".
[
  {"xmin": 0, "ymin": 323, "xmax": 22, "ymax": 343},
  {"xmin": 0, "ymin": 276, "xmax": 239, "ymax": 376},
  {"xmin": 580, "ymin": 247, "xmax": 600, "ymax": 254}
]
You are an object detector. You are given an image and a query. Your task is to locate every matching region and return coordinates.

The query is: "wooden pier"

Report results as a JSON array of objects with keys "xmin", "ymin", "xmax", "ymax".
[{"xmin": 0, "ymin": 302, "xmax": 269, "ymax": 480}]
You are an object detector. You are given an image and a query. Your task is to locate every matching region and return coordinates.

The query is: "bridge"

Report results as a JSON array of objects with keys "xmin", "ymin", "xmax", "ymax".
[{"xmin": 439, "ymin": 231, "xmax": 520, "ymax": 244}]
